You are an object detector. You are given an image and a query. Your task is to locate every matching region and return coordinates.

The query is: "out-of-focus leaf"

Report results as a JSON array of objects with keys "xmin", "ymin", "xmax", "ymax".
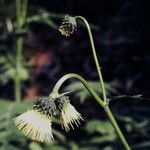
[
  {"xmin": 85, "ymin": 120, "xmax": 114, "ymax": 134},
  {"xmin": 42, "ymin": 19, "xmax": 57, "ymax": 29},
  {"xmin": 89, "ymin": 135, "xmax": 116, "ymax": 144},
  {"xmin": 45, "ymin": 145, "xmax": 66, "ymax": 150},
  {"xmin": 79, "ymin": 146, "xmax": 99, "ymax": 150},
  {"xmin": 29, "ymin": 142, "xmax": 43, "ymax": 150},
  {"xmin": 109, "ymin": 94, "xmax": 147, "ymax": 103},
  {"xmin": 0, "ymin": 131, "xmax": 10, "ymax": 142},
  {"xmin": 0, "ymin": 99, "xmax": 10, "ymax": 111},
  {"xmin": 69, "ymin": 142, "xmax": 79, "ymax": 150},
  {"xmin": 65, "ymin": 81, "xmax": 118, "ymax": 103},
  {"xmin": 0, "ymin": 100, "xmax": 32, "ymax": 117},
  {"xmin": 132, "ymin": 141, "xmax": 150, "ymax": 149},
  {"xmin": 0, "ymin": 100, "xmax": 33, "ymax": 148},
  {"xmin": 26, "ymin": 10, "xmax": 99, "ymax": 30},
  {"xmin": 0, "ymin": 54, "xmax": 29, "ymax": 84},
  {"xmin": 2, "ymin": 145, "xmax": 21, "ymax": 150},
  {"xmin": 26, "ymin": 11, "xmax": 60, "ymax": 29},
  {"xmin": 0, "ymin": 121, "xmax": 8, "ymax": 130},
  {"xmin": 103, "ymin": 146, "xmax": 114, "ymax": 150},
  {"xmin": 52, "ymin": 129, "xmax": 66, "ymax": 142}
]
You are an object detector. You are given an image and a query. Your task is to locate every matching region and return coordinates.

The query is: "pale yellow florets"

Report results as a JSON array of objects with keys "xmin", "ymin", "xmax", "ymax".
[
  {"xmin": 60, "ymin": 102, "xmax": 83, "ymax": 131},
  {"xmin": 14, "ymin": 110, "xmax": 54, "ymax": 142}
]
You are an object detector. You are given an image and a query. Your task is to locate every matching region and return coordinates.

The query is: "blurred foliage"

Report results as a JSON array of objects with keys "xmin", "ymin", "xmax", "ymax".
[
  {"xmin": 0, "ymin": 9, "xmax": 61, "ymax": 85},
  {"xmin": 0, "ymin": 99, "xmax": 116, "ymax": 150},
  {"xmin": 65, "ymin": 81, "xmax": 118, "ymax": 104},
  {"xmin": 0, "ymin": 100, "xmax": 66, "ymax": 150},
  {"xmin": 0, "ymin": 95, "xmax": 150, "ymax": 150},
  {"xmin": 0, "ymin": 55, "xmax": 29, "ymax": 85}
]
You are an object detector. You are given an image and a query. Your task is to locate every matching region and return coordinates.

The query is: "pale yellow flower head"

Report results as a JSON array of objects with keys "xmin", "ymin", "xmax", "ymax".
[
  {"xmin": 56, "ymin": 95, "xmax": 83, "ymax": 131},
  {"xmin": 13, "ymin": 97, "xmax": 57, "ymax": 142},
  {"xmin": 14, "ymin": 95, "xmax": 84, "ymax": 142},
  {"xmin": 14, "ymin": 109, "xmax": 54, "ymax": 142}
]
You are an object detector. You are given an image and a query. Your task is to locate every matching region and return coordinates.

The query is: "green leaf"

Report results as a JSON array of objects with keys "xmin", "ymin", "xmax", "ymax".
[
  {"xmin": 52, "ymin": 129, "xmax": 66, "ymax": 142},
  {"xmin": 2, "ymin": 145, "xmax": 21, "ymax": 150},
  {"xmin": 18, "ymin": 67, "xmax": 29, "ymax": 81},
  {"xmin": 29, "ymin": 142, "xmax": 43, "ymax": 150},
  {"xmin": 12, "ymin": 101, "xmax": 33, "ymax": 115},
  {"xmin": 0, "ymin": 121, "xmax": 8, "ymax": 129},
  {"xmin": 85, "ymin": 120, "xmax": 114, "ymax": 134},
  {"xmin": 45, "ymin": 145, "xmax": 66, "ymax": 150},
  {"xmin": 42, "ymin": 19, "xmax": 57, "ymax": 29},
  {"xmin": 79, "ymin": 146, "xmax": 99, "ymax": 150},
  {"xmin": 0, "ymin": 131, "xmax": 11, "ymax": 142},
  {"xmin": 65, "ymin": 81, "xmax": 118, "ymax": 104},
  {"xmin": 132, "ymin": 141, "xmax": 150, "ymax": 149},
  {"xmin": 89, "ymin": 135, "xmax": 116, "ymax": 144}
]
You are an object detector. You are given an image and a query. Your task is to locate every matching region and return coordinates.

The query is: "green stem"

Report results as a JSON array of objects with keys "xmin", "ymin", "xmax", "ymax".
[
  {"xmin": 15, "ymin": 0, "xmax": 28, "ymax": 102},
  {"xmin": 104, "ymin": 106, "xmax": 131, "ymax": 150},
  {"xmin": 75, "ymin": 16, "xmax": 107, "ymax": 105},
  {"xmin": 15, "ymin": 37, "xmax": 23, "ymax": 102},
  {"xmin": 52, "ymin": 73, "xmax": 131, "ymax": 150}
]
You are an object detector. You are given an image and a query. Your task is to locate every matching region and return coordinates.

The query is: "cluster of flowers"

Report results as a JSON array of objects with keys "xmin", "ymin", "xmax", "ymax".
[{"xmin": 14, "ymin": 95, "xmax": 83, "ymax": 142}]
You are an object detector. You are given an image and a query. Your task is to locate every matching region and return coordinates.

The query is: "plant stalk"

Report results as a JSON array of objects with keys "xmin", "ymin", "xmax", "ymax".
[
  {"xmin": 75, "ymin": 16, "xmax": 107, "ymax": 105},
  {"xmin": 52, "ymin": 73, "xmax": 131, "ymax": 150},
  {"xmin": 15, "ymin": 37, "xmax": 23, "ymax": 102},
  {"xmin": 15, "ymin": 0, "xmax": 28, "ymax": 102}
]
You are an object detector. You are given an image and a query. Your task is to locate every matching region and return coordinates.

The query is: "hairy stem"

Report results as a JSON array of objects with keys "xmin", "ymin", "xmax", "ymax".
[
  {"xmin": 52, "ymin": 73, "xmax": 131, "ymax": 150},
  {"xmin": 75, "ymin": 16, "xmax": 107, "ymax": 105}
]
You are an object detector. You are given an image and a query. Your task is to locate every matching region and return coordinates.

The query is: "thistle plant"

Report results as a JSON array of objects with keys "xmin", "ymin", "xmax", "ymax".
[
  {"xmin": 14, "ymin": 97, "xmax": 56, "ymax": 142},
  {"xmin": 14, "ymin": 15, "xmax": 131, "ymax": 150},
  {"xmin": 57, "ymin": 15, "xmax": 131, "ymax": 150},
  {"xmin": 14, "ymin": 94, "xmax": 83, "ymax": 142}
]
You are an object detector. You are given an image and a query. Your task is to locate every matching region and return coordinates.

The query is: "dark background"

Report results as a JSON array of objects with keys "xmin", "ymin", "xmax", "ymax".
[{"xmin": 27, "ymin": 0, "xmax": 150, "ymax": 97}]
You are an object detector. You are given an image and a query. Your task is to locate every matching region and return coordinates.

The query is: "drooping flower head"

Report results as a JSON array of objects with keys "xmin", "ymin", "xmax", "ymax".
[
  {"xmin": 14, "ymin": 93, "xmax": 84, "ymax": 142},
  {"xmin": 14, "ymin": 97, "xmax": 57, "ymax": 142},
  {"xmin": 59, "ymin": 15, "xmax": 77, "ymax": 37},
  {"xmin": 55, "ymin": 95, "xmax": 83, "ymax": 132}
]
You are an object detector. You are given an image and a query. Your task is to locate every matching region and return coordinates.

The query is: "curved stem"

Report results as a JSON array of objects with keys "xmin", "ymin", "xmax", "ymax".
[
  {"xmin": 75, "ymin": 16, "xmax": 107, "ymax": 105},
  {"xmin": 52, "ymin": 73, "xmax": 131, "ymax": 150},
  {"xmin": 52, "ymin": 73, "xmax": 105, "ymax": 108}
]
